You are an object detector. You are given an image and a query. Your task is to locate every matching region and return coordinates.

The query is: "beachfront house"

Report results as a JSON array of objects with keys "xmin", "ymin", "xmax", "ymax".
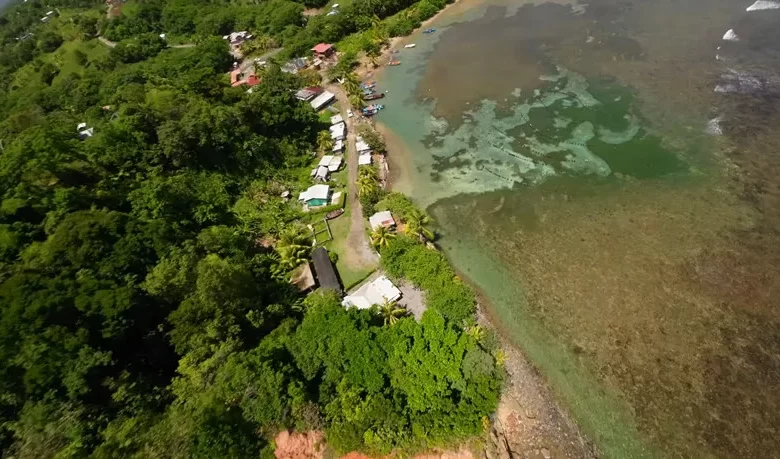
[
  {"xmin": 356, "ymin": 137, "xmax": 372, "ymax": 154},
  {"xmin": 342, "ymin": 276, "xmax": 401, "ymax": 310},
  {"xmin": 298, "ymin": 184, "xmax": 331, "ymax": 207},
  {"xmin": 369, "ymin": 211, "xmax": 395, "ymax": 231},
  {"xmin": 356, "ymin": 135, "xmax": 372, "ymax": 166},
  {"xmin": 311, "ymin": 91, "xmax": 336, "ymax": 111},
  {"xmin": 312, "ymin": 247, "xmax": 342, "ymax": 293},
  {"xmin": 311, "ymin": 43, "xmax": 335, "ymax": 59}
]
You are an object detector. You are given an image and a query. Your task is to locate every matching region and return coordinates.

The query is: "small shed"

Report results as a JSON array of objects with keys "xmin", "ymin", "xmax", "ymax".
[
  {"xmin": 311, "ymin": 247, "xmax": 341, "ymax": 293},
  {"xmin": 312, "ymin": 166, "xmax": 329, "ymax": 181},
  {"xmin": 290, "ymin": 263, "xmax": 316, "ymax": 292},
  {"xmin": 330, "ymin": 114, "xmax": 344, "ymax": 125},
  {"xmin": 358, "ymin": 155, "xmax": 372, "ymax": 166},
  {"xmin": 311, "ymin": 43, "xmax": 335, "ymax": 58},
  {"xmin": 332, "ymin": 139, "xmax": 344, "ymax": 152},
  {"xmin": 369, "ymin": 211, "xmax": 395, "ymax": 230}
]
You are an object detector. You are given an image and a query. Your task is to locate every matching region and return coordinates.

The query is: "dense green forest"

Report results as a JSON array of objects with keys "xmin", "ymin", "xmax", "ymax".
[{"xmin": 0, "ymin": 0, "xmax": 500, "ymax": 456}]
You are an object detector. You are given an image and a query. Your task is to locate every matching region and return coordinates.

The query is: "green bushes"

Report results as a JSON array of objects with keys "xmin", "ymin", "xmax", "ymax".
[{"xmin": 381, "ymin": 236, "xmax": 476, "ymax": 324}]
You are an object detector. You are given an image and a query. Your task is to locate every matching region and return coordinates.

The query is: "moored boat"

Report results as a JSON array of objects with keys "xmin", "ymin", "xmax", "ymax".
[
  {"xmin": 404, "ymin": 43, "xmax": 416, "ymax": 48},
  {"xmin": 363, "ymin": 93, "xmax": 385, "ymax": 101},
  {"xmin": 387, "ymin": 60, "xmax": 401, "ymax": 66}
]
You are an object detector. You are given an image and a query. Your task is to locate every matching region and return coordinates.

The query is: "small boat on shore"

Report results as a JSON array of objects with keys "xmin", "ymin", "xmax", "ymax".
[
  {"xmin": 363, "ymin": 92, "xmax": 385, "ymax": 101},
  {"xmin": 361, "ymin": 104, "xmax": 385, "ymax": 116},
  {"xmin": 404, "ymin": 43, "xmax": 416, "ymax": 48},
  {"xmin": 387, "ymin": 60, "xmax": 401, "ymax": 66},
  {"xmin": 326, "ymin": 208, "xmax": 344, "ymax": 220},
  {"xmin": 360, "ymin": 81, "xmax": 376, "ymax": 88}
]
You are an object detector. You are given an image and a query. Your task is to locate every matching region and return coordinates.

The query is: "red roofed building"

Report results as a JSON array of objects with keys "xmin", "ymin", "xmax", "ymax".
[
  {"xmin": 246, "ymin": 74, "xmax": 261, "ymax": 86},
  {"xmin": 311, "ymin": 43, "xmax": 335, "ymax": 58}
]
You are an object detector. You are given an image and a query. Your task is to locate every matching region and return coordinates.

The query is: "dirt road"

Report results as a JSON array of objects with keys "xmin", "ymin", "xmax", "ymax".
[{"xmin": 327, "ymin": 83, "xmax": 379, "ymax": 269}]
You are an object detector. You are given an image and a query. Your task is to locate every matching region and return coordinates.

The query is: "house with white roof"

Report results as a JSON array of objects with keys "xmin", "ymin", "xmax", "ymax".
[
  {"xmin": 330, "ymin": 114, "xmax": 343, "ymax": 125},
  {"xmin": 332, "ymin": 139, "xmax": 344, "ymax": 152},
  {"xmin": 369, "ymin": 211, "xmax": 395, "ymax": 230},
  {"xmin": 318, "ymin": 155, "xmax": 343, "ymax": 172},
  {"xmin": 329, "ymin": 122, "xmax": 345, "ymax": 140},
  {"xmin": 342, "ymin": 276, "xmax": 402, "ymax": 310},
  {"xmin": 310, "ymin": 91, "xmax": 336, "ymax": 110},
  {"xmin": 298, "ymin": 184, "xmax": 330, "ymax": 207},
  {"xmin": 356, "ymin": 136, "xmax": 372, "ymax": 154}
]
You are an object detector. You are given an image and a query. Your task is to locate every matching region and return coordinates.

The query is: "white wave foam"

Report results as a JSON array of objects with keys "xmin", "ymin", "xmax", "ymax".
[
  {"xmin": 715, "ymin": 69, "xmax": 763, "ymax": 93},
  {"xmin": 706, "ymin": 117, "xmax": 723, "ymax": 135},
  {"xmin": 746, "ymin": 0, "xmax": 780, "ymax": 11},
  {"xmin": 723, "ymin": 29, "xmax": 739, "ymax": 41}
]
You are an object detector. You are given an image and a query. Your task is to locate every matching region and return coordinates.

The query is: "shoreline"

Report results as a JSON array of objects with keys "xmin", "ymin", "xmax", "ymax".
[
  {"xmin": 354, "ymin": 0, "xmax": 466, "ymax": 81},
  {"xmin": 359, "ymin": 5, "xmax": 602, "ymax": 456}
]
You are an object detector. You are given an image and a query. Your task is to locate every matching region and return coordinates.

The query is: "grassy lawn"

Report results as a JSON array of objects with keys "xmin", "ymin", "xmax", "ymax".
[
  {"xmin": 10, "ymin": 38, "xmax": 109, "ymax": 90},
  {"xmin": 323, "ymin": 205, "xmax": 377, "ymax": 290}
]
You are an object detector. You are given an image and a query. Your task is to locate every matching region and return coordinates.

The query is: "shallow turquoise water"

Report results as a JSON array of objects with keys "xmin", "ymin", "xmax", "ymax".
[{"xmin": 375, "ymin": 1, "xmax": 780, "ymax": 457}]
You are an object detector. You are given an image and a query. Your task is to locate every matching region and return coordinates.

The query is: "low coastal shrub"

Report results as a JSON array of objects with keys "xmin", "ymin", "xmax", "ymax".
[
  {"xmin": 376, "ymin": 192, "xmax": 417, "ymax": 222},
  {"xmin": 380, "ymin": 236, "xmax": 476, "ymax": 324}
]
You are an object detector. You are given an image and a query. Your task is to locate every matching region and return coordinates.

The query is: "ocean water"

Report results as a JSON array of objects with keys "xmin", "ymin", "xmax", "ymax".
[{"xmin": 375, "ymin": 0, "xmax": 780, "ymax": 457}]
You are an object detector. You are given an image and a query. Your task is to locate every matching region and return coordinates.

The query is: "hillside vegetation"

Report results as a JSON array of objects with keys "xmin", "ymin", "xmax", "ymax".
[{"xmin": 0, "ymin": 0, "xmax": 501, "ymax": 456}]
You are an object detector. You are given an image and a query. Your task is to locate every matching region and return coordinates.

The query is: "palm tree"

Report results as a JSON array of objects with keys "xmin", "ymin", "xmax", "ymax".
[
  {"xmin": 404, "ymin": 208, "xmax": 435, "ymax": 242},
  {"xmin": 356, "ymin": 173, "xmax": 377, "ymax": 197},
  {"xmin": 359, "ymin": 166, "xmax": 378, "ymax": 181},
  {"xmin": 378, "ymin": 300, "xmax": 406, "ymax": 326},
  {"xmin": 277, "ymin": 227, "xmax": 313, "ymax": 270},
  {"xmin": 349, "ymin": 93, "xmax": 364, "ymax": 109},
  {"xmin": 342, "ymin": 73, "xmax": 361, "ymax": 96},
  {"xmin": 317, "ymin": 130, "xmax": 333, "ymax": 153},
  {"xmin": 371, "ymin": 225, "xmax": 395, "ymax": 249},
  {"xmin": 465, "ymin": 324, "xmax": 485, "ymax": 343}
]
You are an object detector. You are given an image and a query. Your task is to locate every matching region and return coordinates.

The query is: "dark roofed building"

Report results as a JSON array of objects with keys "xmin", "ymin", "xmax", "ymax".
[{"xmin": 311, "ymin": 247, "xmax": 341, "ymax": 293}]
